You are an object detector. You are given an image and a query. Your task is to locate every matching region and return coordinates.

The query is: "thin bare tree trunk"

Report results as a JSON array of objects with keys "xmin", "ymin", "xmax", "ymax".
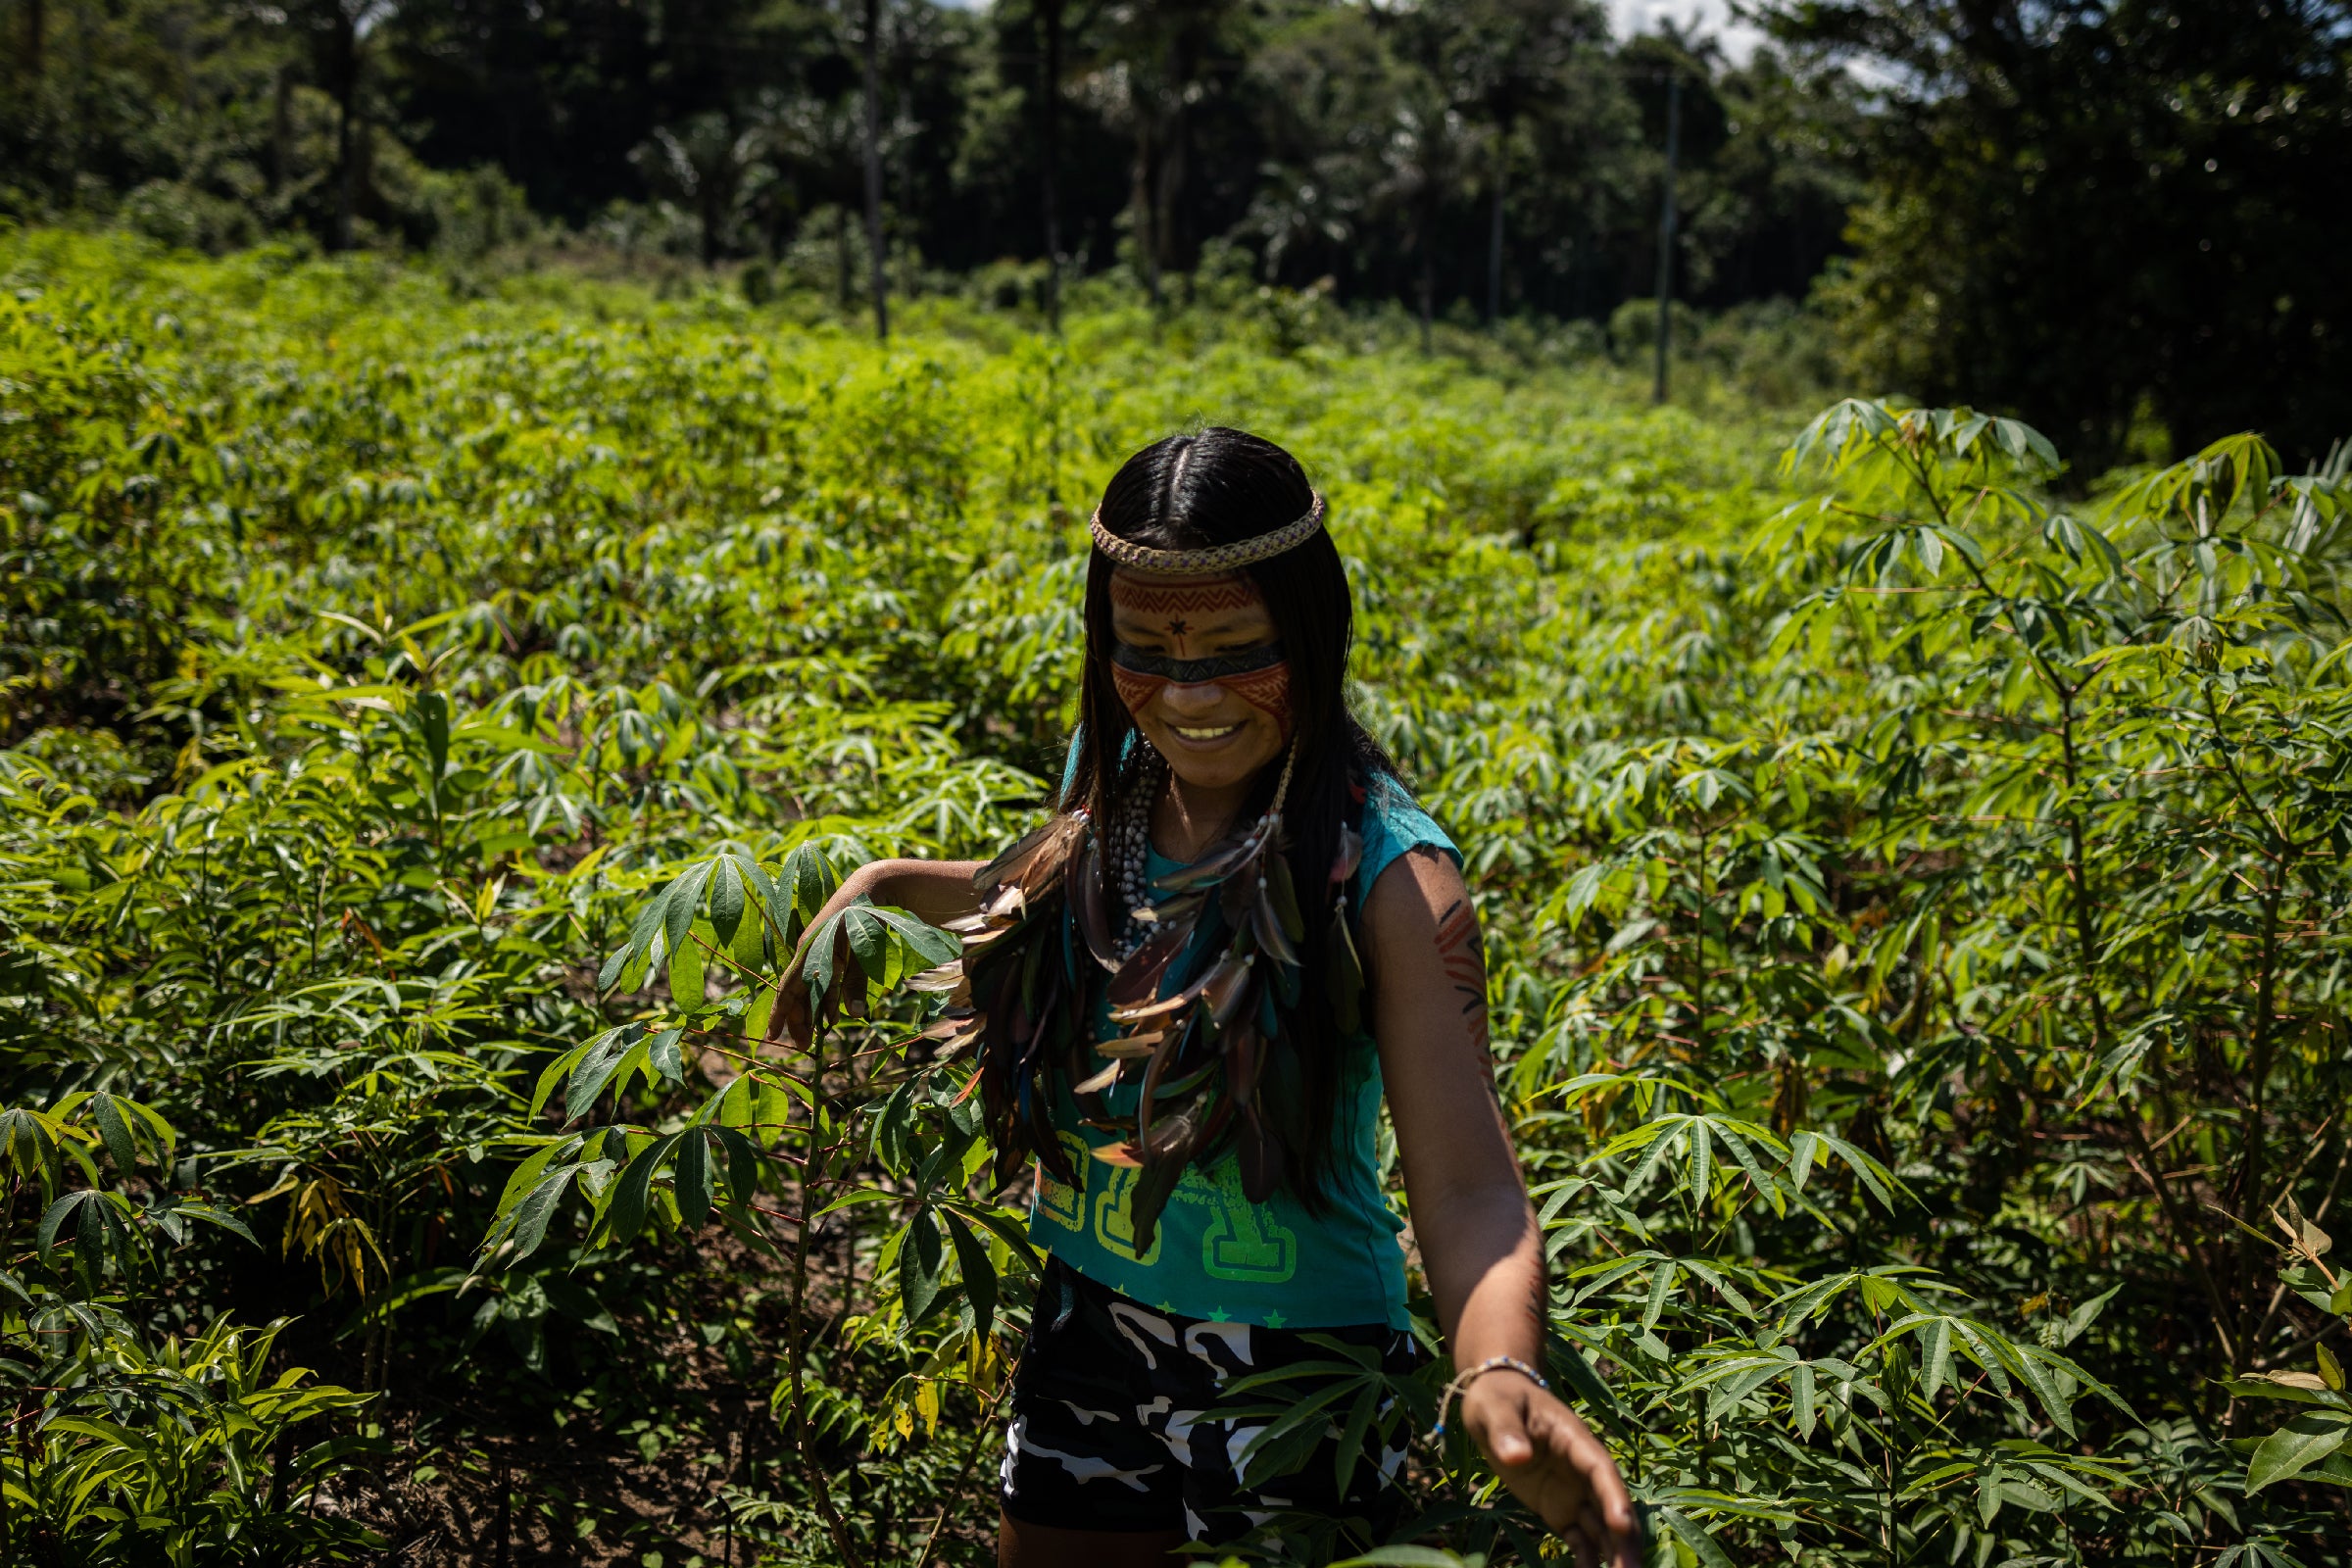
[
  {"xmin": 332, "ymin": 9, "xmax": 360, "ymax": 251},
  {"xmin": 1652, "ymin": 74, "xmax": 1682, "ymax": 405},
  {"xmin": 1487, "ymin": 159, "xmax": 1505, "ymax": 325},
  {"xmin": 786, "ymin": 1047, "xmax": 866, "ymax": 1568},
  {"xmin": 860, "ymin": 0, "xmax": 890, "ymax": 342},
  {"xmin": 1132, "ymin": 121, "xmax": 1159, "ymax": 307},
  {"xmin": 836, "ymin": 205, "xmax": 853, "ymax": 310},
  {"xmin": 1418, "ymin": 177, "xmax": 1437, "ymax": 354},
  {"xmin": 1040, "ymin": 0, "xmax": 1063, "ymax": 331},
  {"xmin": 1418, "ymin": 248, "xmax": 1434, "ymax": 354},
  {"xmin": 1156, "ymin": 114, "xmax": 1184, "ymax": 296},
  {"xmin": 270, "ymin": 61, "xmax": 291, "ymax": 196}
]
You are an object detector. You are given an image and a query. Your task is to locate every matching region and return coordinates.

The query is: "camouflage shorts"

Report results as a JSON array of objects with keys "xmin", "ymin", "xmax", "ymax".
[{"xmin": 999, "ymin": 1255, "xmax": 1424, "ymax": 1544}]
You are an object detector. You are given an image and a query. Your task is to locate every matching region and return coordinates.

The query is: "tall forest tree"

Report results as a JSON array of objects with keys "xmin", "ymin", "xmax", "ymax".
[
  {"xmin": 1761, "ymin": 0, "xmax": 2352, "ymax": 466},
  {"xmin": 1082, "ymin": 0, "xmax": 1250, "ymax": 305},
  {"xmin": 1407, "ymin": 0, "xmax": 1613, "ymax": 323},
  {"xmin": 1240, "ymin": 4, "xmax": 1387, "ymax": 293},
  {"xmin": 859, "ymin": 0, "xmax": 889, "ymax": 339},
  {"xmin": 22, "ymin": 0, "xmax": 2340, "ymax": 467},
  {"xmin": 1038, "ymin": 0, "xmax": 1065, "ymax": 327}
]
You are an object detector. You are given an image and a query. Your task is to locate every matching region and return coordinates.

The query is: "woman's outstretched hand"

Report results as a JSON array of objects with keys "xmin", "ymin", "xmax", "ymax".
[
  {"xmin": 762, "ymin": 858, "xmax": 986, "ymax": 1056},
  {"xmin": 1460, "ymin": 1372, "xmax": 1642, "ymax": 1568},
  {"xmin": 764, "ymin": 870, "xmax": 867, "ymax": 1054},
  {"xmin": 765, "ymin": 951, "xmax": 815, "ymax": 1054}
]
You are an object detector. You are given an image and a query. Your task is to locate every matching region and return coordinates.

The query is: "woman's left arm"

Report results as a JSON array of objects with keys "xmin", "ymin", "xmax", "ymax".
[{"xmin": 1366, "ymin": 847, "xmax": 1641, "ymax": 1568}]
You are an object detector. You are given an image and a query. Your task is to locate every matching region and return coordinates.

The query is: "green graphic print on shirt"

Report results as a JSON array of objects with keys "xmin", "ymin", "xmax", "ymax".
[
  {"xmin": 1038, "ymin": 1137, "xmax": 1300, "ymax": 1281},
  {"xmin": 1025, "ymin": 769, "xmax": 1460, "ymax": 1330}
]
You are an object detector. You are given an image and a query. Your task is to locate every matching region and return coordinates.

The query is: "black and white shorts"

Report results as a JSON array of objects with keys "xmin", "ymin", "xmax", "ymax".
[{"xmin": 999, "ymin": 1255, "xmax": 1425, "ymax": 1546}]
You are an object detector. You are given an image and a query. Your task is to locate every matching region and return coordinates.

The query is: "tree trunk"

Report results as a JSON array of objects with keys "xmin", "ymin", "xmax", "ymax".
[
  {"xmin": 1131, "ymin": 119, "xmax": 1159, "ymax": 307},
  {"xmin": 860, "ymin": 0, "xmax": 890, "ymax": 342},
  {"xmin": 1418, "ymin": 230, "xmax": 1434, "ymax": 355},
  {"xmin": 270, "ymin": 60, "xmax": 291, "ymax": 195},
  {"xmin": 1040, "ymin": 0, "xmax": 1063, "ymax": 331},
  {"xmin": 332, "ymin": 8, "xmax": 360, "ymax": 252},
  {"xmin": 355, "ymin": 94, "xmax": 374, "ymax": 223},
  {"xmin": 1418, "ymin": 162, "xmax": 1440, "ymax": 354},
  {"xmin": 896, "ymin": 127, "xmax": 917, "ymax": 301},
  {"xmin": 1487, "ymin": 157, "xmax": 1505, "ymax": 325},
  {"xmin": 66, "ymin": 0, "xmax": 92, "ymax": 191},
  {"xmin": 836, "ymin": 204, "xmax": 853, "ymax": 309},
  {"xmin": 1156, "ymin": 109, "xmax": 1185, "ymax": 293},
  {"xmin": 1651, "ymin": 74, "xmax": 1682, "ymax": 405},
  {"xmin": 68, "ymin": 0, "xmax": 89, "ymax": 188}
]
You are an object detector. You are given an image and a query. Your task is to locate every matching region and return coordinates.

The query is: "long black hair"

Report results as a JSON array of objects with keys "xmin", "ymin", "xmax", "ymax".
[{"xmin": 1061, "ymin": 427, "xmax": 1396, "ymax": 1203}]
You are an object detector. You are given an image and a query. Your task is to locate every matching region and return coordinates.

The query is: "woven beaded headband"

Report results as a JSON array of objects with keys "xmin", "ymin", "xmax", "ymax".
[{"xmin": 1088, "ymin": 491, "xmax": 1326, "ymax": 576}]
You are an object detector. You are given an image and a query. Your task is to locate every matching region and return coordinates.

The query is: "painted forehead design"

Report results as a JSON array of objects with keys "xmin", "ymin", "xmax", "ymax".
[{"xmin": 1106, "ymin": 571, "xmax": 1266, "ymax": 619}]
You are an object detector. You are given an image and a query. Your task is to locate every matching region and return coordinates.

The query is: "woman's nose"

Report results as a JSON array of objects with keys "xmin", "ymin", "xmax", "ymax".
[{"xmin": 1159, "ymin": 680, "xmax": 1229, "ymax": 716}]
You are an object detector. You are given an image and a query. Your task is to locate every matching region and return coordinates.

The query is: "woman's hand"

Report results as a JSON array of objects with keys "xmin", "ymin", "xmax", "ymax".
[
  {"xmin": 1365, "ymin": 847, "xmax": 1640, "ymax": 1562},
  {"xmin": 763, "ymin": 858, "xmax": 986, "ymax": 1054},
  {"xmin": 1460, "ymin": 1373, "xmax": 1641, "ymax": 1568},
  {"xmin": 763, "ymin": 898, "xmax": 844, "ymax": 1056},
  {"xmin": 765, "ymin": 862, "xmax": 884, "ymax": 1054},
  {"xmin": 766, "ymin": 945, "xmax": 818, "ymax": 1054}
]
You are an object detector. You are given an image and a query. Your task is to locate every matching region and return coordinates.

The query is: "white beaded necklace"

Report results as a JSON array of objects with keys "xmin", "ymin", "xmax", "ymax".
[
  {"xmin": 1107, "ymin": 747, "xmax": 1167, "ymax": 958},
  {"xmin": 1104, "ymin": 739, "xmax": 1299, "ymax": 959}
]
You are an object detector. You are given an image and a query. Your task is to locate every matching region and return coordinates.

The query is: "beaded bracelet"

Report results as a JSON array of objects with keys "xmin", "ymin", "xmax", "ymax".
[{"xmin": 1430, "ymin": 1354, "xmax": 1549, "ymax": 1439}]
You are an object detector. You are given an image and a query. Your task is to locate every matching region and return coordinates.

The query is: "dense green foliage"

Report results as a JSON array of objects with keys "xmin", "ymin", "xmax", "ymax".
[{"xmin": 3, "ymin": 229, "xmax": 2350, "ymax": 1566}]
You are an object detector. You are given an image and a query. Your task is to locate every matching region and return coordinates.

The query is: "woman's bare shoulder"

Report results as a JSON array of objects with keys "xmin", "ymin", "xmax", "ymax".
[{"xmin": 1361, "ymin": 842, "xmax": 1471, "ymax": 949}]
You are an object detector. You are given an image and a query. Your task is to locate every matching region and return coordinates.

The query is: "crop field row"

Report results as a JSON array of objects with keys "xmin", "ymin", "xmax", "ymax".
[{"xmin": 2, "ymin": 230, "xmax": 2347, "ymax": 1565}]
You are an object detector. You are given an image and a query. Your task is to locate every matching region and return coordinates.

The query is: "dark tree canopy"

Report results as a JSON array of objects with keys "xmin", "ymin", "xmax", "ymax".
[
  {"xmin": 0, "ymin": 0, "xmax": 2343, "ymax": 460},
  {"xmin": 0, "ymin": 0, "xmax": 1861, "ymax": 324},
  {"xmin": 1764, "ymin": 0, "xmax": 2352, "ymax": 466}
]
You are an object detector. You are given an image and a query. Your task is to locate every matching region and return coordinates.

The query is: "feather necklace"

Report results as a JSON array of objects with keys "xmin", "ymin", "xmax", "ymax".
[{"xmin": 941, "ymin": 742, "xmax": 1366, "ymax": 1250}]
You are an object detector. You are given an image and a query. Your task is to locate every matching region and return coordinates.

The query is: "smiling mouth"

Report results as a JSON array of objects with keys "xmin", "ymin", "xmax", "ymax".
[{"xmin": 1170, "ymin": 722, "xmax": 1242, "ymax": 741}]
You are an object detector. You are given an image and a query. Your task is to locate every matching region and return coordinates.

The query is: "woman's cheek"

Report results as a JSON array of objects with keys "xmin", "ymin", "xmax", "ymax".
[
  {"xmin": 1222, "ymin": 662, "xmax": 1294, "ymax": 737},
  {"xmin": 1112, "ymin": 665, "xmax": 1166, "ymax": 718}
]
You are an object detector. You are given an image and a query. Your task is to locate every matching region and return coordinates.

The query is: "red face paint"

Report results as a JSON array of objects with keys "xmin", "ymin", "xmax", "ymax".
[
  {"xmin": 1110, "ymin": 662, "xmax": 1166, "ymax": 715},
  {"xmin": 1106, "ymin": 572, "xmax": 1295, "ymax": 737},
  {"xmin": 1215, "ymin": 661, "xmax": 1294, "ymax": 731}
]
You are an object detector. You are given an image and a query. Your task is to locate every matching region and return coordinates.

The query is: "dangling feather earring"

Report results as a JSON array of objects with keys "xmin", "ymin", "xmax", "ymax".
[{"xmin": 1326, "ymin": 821, "xmax": 1365, "ymax": 1037}]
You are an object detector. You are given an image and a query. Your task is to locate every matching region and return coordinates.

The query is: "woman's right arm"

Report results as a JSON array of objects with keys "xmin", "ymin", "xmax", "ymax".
[{"xmin": 767, "ymin": 858, "xmax": 984, "ymax": 1051}]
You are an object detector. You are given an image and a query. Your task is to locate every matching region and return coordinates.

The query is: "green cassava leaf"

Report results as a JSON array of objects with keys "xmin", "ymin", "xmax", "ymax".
[
  {"xmin": 604, "ymin": 1135, "xmax": 678, "ymax": 1247},
  {"xmin": 900, "ymin": 1207, "xmax": 945, "ymax": 1324},
  {"xmin": 674, "ymin": 1130, "xmax": 713, "ymax": 1229},
  {"xmin": 2247, "ymin": 1413, "xmax": 2352, "ymax": 1492},
  {"xmin": 942, "ymin": 1209, "xmax": 996, "ymax": 1337}
]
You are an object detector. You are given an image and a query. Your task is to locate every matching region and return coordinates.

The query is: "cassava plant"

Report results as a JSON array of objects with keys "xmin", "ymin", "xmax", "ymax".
[
  {"xmin": 8, "ymin": 231, "xmax": 2352, "ymax": 1563},
  {"xmin": 476, "ymin": 842, "xmax": 1027, "ymax": 1568},
  {"xmin": 0, "ymin": 1089, "xmax": 381, "ymax": 1565}
]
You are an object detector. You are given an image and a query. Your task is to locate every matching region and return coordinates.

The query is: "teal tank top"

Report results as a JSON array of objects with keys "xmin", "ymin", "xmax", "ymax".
[{"xmin": 1025, "ymin": 765, "xmax": 1460, "ymax": 1330}]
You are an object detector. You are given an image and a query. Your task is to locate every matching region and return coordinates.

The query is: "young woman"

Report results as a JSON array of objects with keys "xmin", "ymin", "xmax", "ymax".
[{"xmin": 778, "ymin": 429, "xmax": 1639, "ymax": 1568}]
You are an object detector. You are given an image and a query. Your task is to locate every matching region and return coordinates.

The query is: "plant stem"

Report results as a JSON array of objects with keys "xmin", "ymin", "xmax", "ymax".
[
  {"xmin": 1691, "ymin": 821, "xmax": 1709, "ymax": 1061},
  {"xmin": 2238, "ymin": 875, "xmax": 2284, "ymax": 1195},
  {"xmin": 786, "ymin": 1049, "xmax": 864, "ymax": 1568},
  {"xmin": 908, "ymin": 1373, "xmax": 1013, "ymax": 1568}
]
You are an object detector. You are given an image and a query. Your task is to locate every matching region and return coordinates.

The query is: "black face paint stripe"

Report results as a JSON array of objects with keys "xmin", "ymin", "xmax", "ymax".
[{"xmin": 1109, "ymin": 641, "xmax": 1286, "ymax": 683}]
